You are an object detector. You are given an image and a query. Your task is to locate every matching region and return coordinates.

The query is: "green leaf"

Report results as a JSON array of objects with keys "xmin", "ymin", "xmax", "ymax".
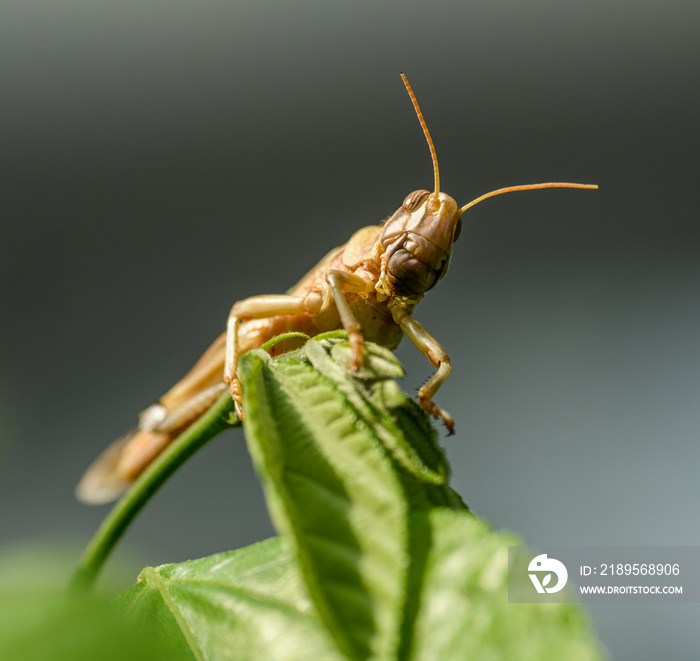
[
  {"xmin": 114, "ymin": 515, "xmax": 603, "ymax": 661},
  {"xmin": 116, "ymin": 539, "xmax": 343, "ymax": 661},
  {"xmin": 408, "ymin": 510, "xmax": 603, "ymax": 661},
  {"xmin": 238, "ymin": 345, "xmax": 411, "ymax": 660}
]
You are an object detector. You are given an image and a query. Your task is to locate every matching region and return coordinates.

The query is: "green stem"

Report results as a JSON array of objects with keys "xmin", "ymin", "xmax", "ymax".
[{"xmin": 71, "ymin": 392, "xmax": 239, "ymax": 591}]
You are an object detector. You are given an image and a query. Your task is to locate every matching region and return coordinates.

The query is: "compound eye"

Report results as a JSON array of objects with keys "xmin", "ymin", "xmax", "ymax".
[
  {"xmin": 402, "ymin": 189, "xmax": 431, "ymax": 212},
  {"xmin": 453, "ymin": 215, "xmax": 462, "ymax": 242}
]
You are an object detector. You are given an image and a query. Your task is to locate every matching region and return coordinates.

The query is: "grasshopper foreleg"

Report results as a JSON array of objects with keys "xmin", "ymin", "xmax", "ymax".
[
  {"xmin": 389, "ymin": 304, "xmax": 455, "ymax": 434},
  {"xmin": 325, "ymin": 270, "xmax": 372, "ymax": 371},
  {"xmin": 224, "ymin": 273, "xmax": 372, "ymax": 418}
]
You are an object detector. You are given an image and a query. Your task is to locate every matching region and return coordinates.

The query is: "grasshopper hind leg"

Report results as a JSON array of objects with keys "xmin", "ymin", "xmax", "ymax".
[{"xmin": 76, "ymin": 381, "xmax": 227, "ymax": 505}]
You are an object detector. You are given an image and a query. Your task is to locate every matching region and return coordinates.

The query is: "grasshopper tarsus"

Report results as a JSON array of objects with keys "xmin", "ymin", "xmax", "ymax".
[
  {"xmin": 229, "ymin": 380, "xmax": 245, "ymax": 421},
  {"xmin": 419, "ymin": 394, "xmax": 455, "ymax": 435}
]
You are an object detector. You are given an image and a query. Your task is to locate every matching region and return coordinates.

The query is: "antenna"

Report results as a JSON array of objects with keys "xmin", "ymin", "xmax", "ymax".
[
  {"xmin": 459, "ymin": 182, "xmax": 598, "ymax": 215},
  {"xmin": 401, "ymin": 73, "xmax": 440, "ymax": 195}
]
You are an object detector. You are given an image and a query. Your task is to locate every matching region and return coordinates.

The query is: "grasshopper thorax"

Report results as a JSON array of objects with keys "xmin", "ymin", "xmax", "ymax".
[{"xmin": 377, "ymin": 190, "xmax": 462, "ymax": 299}]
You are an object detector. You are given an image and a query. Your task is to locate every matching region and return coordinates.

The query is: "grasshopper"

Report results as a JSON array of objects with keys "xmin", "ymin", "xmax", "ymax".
[{"xmin": 76, "ymin": 74, "xmax": 596, "ymax": 504}]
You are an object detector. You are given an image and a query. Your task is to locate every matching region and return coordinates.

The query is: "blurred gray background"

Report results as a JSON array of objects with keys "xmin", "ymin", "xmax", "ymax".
[{"xmin": 1, "ymin": 0, "xmax": 699, "ymax": 658}]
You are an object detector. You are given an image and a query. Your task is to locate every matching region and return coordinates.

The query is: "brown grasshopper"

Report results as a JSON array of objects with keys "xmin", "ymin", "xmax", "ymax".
[{"xmin": 76, "ymin": 74, "xmax": 596, "ymax": 504}]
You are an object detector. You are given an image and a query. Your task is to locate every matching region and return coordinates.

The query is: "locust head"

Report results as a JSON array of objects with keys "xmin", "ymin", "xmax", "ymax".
[{"xmin": 377, "ymin": 189, "xmax": 461, "ymax": 300}]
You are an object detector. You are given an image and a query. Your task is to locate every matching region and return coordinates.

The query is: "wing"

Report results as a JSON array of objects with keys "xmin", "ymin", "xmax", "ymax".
[{"xmin": 75, "ymin": 334, "xmax": 228, "ymax": 504}]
